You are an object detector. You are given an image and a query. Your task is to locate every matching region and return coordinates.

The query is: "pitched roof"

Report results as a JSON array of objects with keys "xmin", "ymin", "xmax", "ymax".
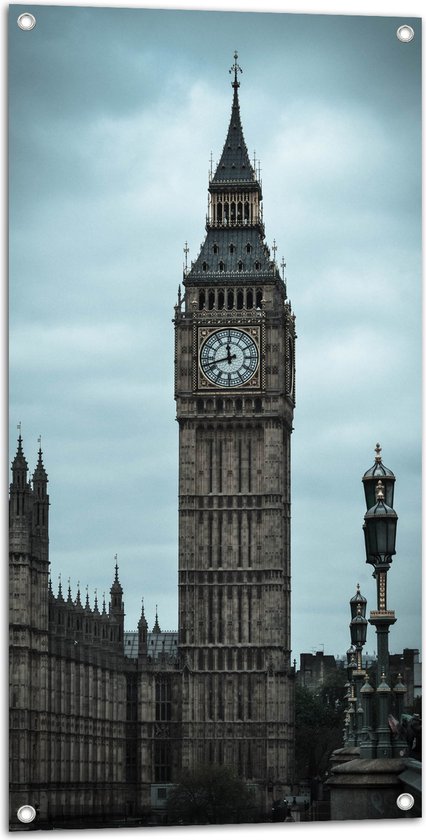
[
  {"xmin": 188, "ymin": 227, "xmax": 280, "ymax": 283},
  {"xmin": 124, "ymin": 630, "xmax": 178, "ymax": 660}
]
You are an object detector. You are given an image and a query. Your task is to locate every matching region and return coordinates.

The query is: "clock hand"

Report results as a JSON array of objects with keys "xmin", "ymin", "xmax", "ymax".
[{"xmin": 204, "ymin": 353, "xmax": 237, "ymax": 367}]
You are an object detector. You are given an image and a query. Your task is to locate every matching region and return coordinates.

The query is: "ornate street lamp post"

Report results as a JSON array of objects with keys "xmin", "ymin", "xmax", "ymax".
[
  {"xmin": 328, "ymin": 446, "xmax": 414, "ymax": 821},
  {"xmin": 362, "ymin": 445, "xmax": 398, "ymax": 758}
]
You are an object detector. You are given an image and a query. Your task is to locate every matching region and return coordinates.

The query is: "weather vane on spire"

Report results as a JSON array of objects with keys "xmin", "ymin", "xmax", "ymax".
[{"xmin": 229, "ymin": 50, "xmax": 242, "ymax": 88}]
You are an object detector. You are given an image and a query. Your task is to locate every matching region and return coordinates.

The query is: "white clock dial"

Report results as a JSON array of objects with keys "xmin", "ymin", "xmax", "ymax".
[{"xmin": 200, "ymin": 328, "xmax": 259, "ymax": 387}]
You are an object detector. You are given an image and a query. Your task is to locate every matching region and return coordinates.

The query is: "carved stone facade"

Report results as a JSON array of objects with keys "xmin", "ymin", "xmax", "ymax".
[
  {"xmin": 9, "ymin": 438, "xmax": 180, "ymax": 825},
  {"xmin": 9, "ymin": 59, "xmax": 295, "ymax": 826}
]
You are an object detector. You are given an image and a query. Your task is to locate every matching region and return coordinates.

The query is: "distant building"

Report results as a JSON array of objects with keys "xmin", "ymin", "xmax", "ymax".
[
  {"xmin": 296, "ymin": 652, "xmax": 338, "ymax": 694},
  {"xmin": 389, "ymin": 648, "xmax": 422, "ymax": 712},
  {"xmin": 297, "ymin": 648, "xmax": 421, "ymax": 714}
]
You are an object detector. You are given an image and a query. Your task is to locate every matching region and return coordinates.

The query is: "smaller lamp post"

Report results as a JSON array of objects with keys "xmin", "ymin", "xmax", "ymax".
[
  {"xmin": 349, "ymin": 593, "xmax": 368, "ymax": 745},
  {"xmin": 359, "ymin": 674, "xmax": 375, "ymax": 758},
  {"xmin": 345, "ymin": 648, "xmax": 357, "ymax": 747}
]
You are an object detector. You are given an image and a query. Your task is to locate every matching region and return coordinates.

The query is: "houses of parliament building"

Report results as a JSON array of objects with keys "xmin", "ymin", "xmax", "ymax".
[{"xmin": 9, "ymin": 55, "xmax": 296, "ymax": 827}]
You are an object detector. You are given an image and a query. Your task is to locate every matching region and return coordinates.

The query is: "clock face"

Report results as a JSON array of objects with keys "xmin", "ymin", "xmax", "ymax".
[{"xmin": 199, "ymin": 328, "xmax": 259, "ymax": 388}]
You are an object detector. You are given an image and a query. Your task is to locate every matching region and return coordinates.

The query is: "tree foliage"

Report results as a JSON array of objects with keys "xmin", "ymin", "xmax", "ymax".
[
  {"xmin": 295, "ymin": 681, "xmax": 346, "ymax": 782},
  {"xmin": 166, "ymin": 763, "xmax": 256, "ymax": 825}
]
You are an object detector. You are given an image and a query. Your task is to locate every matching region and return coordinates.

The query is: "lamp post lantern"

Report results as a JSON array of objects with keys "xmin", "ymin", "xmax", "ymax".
[{"xmin": 362, "ymin": 442, "xmax": 395, "ymax": 509}]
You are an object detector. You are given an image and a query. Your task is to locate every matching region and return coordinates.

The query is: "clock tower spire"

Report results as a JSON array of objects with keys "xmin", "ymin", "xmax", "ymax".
[{"xmin": 174, "ymin": 56, "xmax": 296, "ymax": 810}]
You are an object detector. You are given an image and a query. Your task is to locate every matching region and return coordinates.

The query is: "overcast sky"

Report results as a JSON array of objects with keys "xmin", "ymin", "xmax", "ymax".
[{"xmin": 8, "ymin": 3, "xmax": 421, "ymax": 662}]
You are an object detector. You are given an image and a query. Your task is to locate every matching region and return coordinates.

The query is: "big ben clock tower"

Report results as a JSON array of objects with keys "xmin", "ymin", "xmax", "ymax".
[{"xmin": 174, "ymin": 54, "xmax": 296, "ymax": 809}]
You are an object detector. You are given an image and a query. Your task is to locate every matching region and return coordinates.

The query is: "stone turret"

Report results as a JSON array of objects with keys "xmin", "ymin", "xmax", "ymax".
[{"xmin": 109, "ymin": 560, "xmax": 125, "ymax": 646}]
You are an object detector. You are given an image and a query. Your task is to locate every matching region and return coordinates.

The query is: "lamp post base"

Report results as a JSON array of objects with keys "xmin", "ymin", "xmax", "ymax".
[{"xmin": 327, "ymin": 756, "xmax": 414, "ymax": 821}]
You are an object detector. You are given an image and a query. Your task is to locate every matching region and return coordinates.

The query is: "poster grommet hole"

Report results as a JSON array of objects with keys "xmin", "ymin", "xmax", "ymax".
[
  {"xmin": 397, "ymin": 25, "xmax": 414, "ymax": 43},
  {"xmin": 17, "ymin": 13, "xmax": 36, "ymax": 31},
  {"xmin": 17, "ymin": 805, "xmax": 36, "ymax": 823},
  {"xmin": 396, "ymin": 793, "xmax": 414, "ymax": 811}
]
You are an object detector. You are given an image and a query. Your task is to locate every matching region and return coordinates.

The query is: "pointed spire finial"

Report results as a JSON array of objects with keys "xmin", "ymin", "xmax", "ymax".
[
  {"xmin": 12, "ymin": 427, "xmax": 27, "ymax": 470},
  {"xmin": 152, "ymin": 604, "xmax": 161, "ymax": 634},
  {"xmin": 114, "ymin": 554, "xmax": 119, "ymax": 581},
  {"xmin": 75, "ymin": 580, "xmax": 82, "ymax": 607},
  {"xmin": 33, "ymin": 440, "xmax": 48, "ymax": 483},
  {"xmin": 272, "ymin": 239, "xmax": 277, "ymax": 262},
  {"xmin": 229, "ymin": 50, "xmax": 242, "ymax": 89},
  {"xmin": 184, "ymin": 241, "xmax": 189, "ymax": 272}
]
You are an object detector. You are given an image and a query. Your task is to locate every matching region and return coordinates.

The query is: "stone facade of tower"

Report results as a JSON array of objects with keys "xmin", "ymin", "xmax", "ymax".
[{"xmin": 174, "ymin": 60, "xmax": 296, "ymax": 808}]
